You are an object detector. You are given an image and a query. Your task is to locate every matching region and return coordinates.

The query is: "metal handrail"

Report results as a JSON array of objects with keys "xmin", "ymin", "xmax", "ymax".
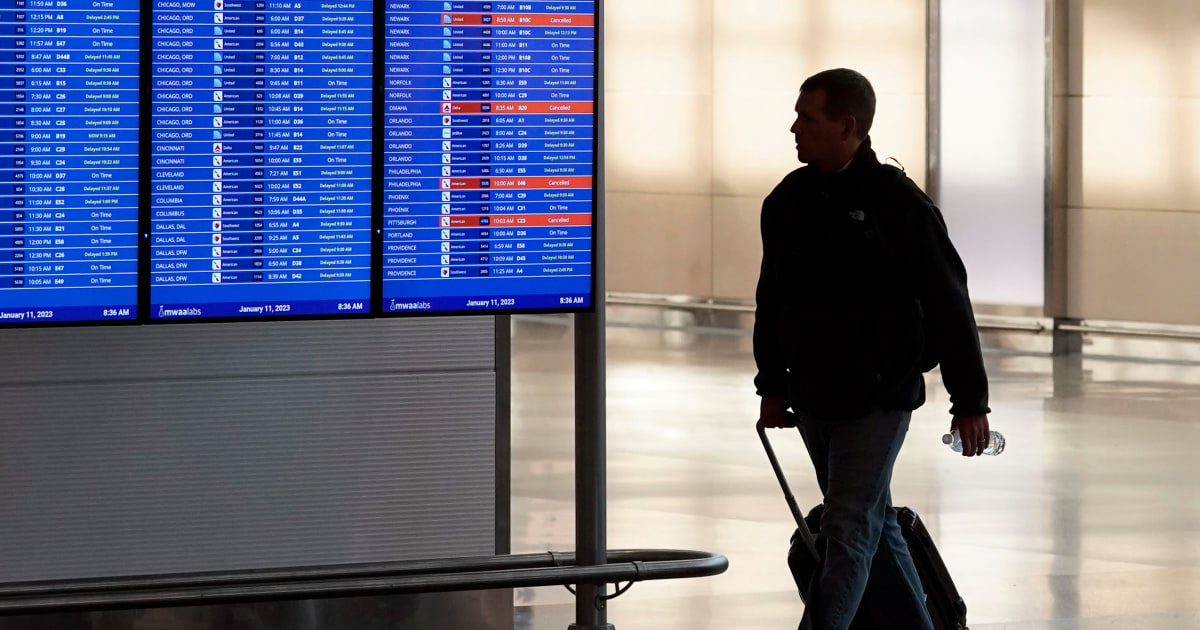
[
  {"xmin": 607, "ymin": 295, "xmax": 756, "ymax": 314},
  {"xmin": 604, "ymin": 293, "xmax": 1049, "ymax": 334},
  {"xmin": 607, "ymin": 293, "xmax": 1200, "ymax": 343},
  {"xmin": 1057, "ymin": 323, "xmax": 1200, "ymax": 342},
  {"xmin": 0, "ymin": 550, "xmax": 728, "ymax": 615}
]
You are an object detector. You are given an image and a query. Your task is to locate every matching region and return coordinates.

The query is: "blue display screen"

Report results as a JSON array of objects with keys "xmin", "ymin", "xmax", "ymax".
[
  {"xmin": 148, "ymin": 0, "xmax": 374, "ymax": 320},
  {"xmin": 0, "ymin": 0, "xmax": 140, "ymax": 325},
  {"xmin": 381, "ymin": 1, "xmax": 595, "ymax": 313},
  {"xmin": 2, "ymin": 1, "xmax": 597, "ymax": 324}
]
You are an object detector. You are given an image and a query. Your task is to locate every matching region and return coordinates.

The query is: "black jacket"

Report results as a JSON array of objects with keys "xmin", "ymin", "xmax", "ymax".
[{"xmin": 753, "ymin": 139, "xmax": 990, "ymax": 420}]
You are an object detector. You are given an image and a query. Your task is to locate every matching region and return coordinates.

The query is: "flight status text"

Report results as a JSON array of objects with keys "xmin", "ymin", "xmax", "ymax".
[
  {"xmin": 382, "ymin": 0, "xmax": 594, "ymax": 313},
  {"xmin": 149, "ymin": 0, "xmax": 373, "ymax": 320},
  {"xmin": 0, "ymin": 0, "xmax": 139, "ymax": 324}
]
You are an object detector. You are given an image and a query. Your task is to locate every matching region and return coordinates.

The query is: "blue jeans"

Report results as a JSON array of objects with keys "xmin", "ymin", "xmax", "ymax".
[{"xmin": 796, "ymin": 408, "xmax": 934, "ymax": 630}]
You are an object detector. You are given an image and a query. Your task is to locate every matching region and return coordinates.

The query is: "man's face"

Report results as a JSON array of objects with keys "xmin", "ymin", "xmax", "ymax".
[{"xmin": 790, "ymin": 89, "xmax": 847, "ymax": 165}]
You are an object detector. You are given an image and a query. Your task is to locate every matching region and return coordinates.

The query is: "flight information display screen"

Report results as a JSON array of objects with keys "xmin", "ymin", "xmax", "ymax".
[
  {"xmin": 0, "ymin": 0, "xmax": 140, "ymax": 325},
  {"xmin": 148, "ymin": 0, "xmax": 373, "ymax": 320},
  {"xmin": 381, "ymin": 1, "xmax": 595, "ymax": 314}
]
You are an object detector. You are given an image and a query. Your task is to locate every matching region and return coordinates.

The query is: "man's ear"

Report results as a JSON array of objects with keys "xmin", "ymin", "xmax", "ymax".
[{"xmin": 840, "ymin": 116, "xmax": 858, "ymax": 140}]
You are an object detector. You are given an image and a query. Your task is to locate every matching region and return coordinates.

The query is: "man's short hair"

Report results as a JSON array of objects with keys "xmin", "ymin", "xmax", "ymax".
[{"xmin": 800, "ymin": 68, "xmax": 876, "ymax": 139}]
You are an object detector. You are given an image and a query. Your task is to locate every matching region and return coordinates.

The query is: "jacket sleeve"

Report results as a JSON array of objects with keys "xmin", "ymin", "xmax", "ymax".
[
  {"xmin": 906, "ymin": 188, "xmax": 991, "ymax": 417},
  {"xmin": 753, "ymin": 194, "xmax": 787, "ymax": 398}
]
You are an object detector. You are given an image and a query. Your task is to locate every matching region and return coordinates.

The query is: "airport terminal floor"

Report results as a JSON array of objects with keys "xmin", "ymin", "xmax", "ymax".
[{"xmin": 508, "ymin": 313, "xmax": 1200, "ymax": 630}]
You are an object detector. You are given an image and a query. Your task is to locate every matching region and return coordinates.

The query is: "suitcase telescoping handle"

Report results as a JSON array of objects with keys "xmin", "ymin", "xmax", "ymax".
[{"xmin": 756, "ymin": 415, "xmax": 820, "ymax": 561}]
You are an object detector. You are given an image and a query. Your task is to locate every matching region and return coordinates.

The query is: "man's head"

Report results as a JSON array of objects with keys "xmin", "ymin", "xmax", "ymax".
[{"xmin": 791, "ymin": 68, "xmax": 876, "ymax": 172}]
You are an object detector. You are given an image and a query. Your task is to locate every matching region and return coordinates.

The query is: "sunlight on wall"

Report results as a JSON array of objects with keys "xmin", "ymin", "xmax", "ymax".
[
  {"xmin": 605, "ymin": 0, "xmax": 712, "ymax": 195},
  {"xmin": 712, "ymin": 0, "xmax": 926, "ymax": 197},
  {"xmin": 1066, "ymin": 0, "xmax": 1200, "ymax": 325},
  {"xmin": 1076, "ymin": 3, "xmax": 1175, "ymax": 211},
  {"xmin": 604, "ymin": 0, "xmax": 927, "ymax": 298}
]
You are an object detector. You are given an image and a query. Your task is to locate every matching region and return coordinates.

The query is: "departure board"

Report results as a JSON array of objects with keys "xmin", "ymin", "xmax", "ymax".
[
  {"xmin": 382, "ymin": 1, "xmax": 595, "ymax": 313},
  {"xmin": 0, "ymin": 0, "xmax": 139, "ymax": 325},
  {"xmin": 149, "ymin": 0, "xmax": 373, "ymax": 320}
]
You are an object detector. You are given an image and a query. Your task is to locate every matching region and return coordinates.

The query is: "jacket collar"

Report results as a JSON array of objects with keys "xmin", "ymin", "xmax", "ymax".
[
  {"xmin": 808, "ymin": 137, "xmax": 881, "ymax": 195},
  {"xmin": 833, "ymin": 137, "xmax": 879, "ymax": 180}
]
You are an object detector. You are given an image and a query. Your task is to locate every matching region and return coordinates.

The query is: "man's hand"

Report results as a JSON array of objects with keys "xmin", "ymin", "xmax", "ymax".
[
  {"xmin": 759, "ymin": 395, "xmax": 794, "ymax": 428},
  {"xmin": 951, "ymin": 414, "xmax": 991, "ymax": 457}
]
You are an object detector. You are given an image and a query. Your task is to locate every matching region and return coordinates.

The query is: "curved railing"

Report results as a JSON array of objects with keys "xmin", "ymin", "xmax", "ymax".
[{"xmin": 0, "ymin": 549, "xmax": 728, "ymax": 615}]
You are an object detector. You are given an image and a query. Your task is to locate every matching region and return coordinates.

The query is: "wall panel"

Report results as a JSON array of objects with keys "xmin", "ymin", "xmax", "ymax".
[
  {"xmin": 605, "ymin": 0, "xmax": 927, "ymax": 300},
  {"xmin": 0, "ymin": 317, "xmax": 507, "ymax": 628},
  {"xmin": 1066, "ymin": 0, "xmax": 1200, "ymax": 325},
  {"xmin": 1066, "ymin": 208, "xmax": 1200, "ymax": 326},
  {"xmin": 607, "ymin": 192, "xmax": 713, "ymax": 296}
]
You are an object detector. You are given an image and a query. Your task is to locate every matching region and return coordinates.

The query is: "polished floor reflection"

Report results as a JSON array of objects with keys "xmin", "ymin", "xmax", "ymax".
[{"xmin": 509, "ymin": 314, "xmax": 1200, "ymax": 630}]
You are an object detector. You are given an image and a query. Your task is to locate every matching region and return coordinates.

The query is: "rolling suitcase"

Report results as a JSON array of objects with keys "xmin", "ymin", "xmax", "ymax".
[{"xmin": 756, "ymin": 418, "xmax": 969, "ymax": 630}]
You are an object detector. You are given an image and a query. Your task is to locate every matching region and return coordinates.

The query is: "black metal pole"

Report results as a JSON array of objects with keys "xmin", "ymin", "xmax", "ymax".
[
  {"xmin": 572, "ymin": 305, "xmax": 609, "ymax": 630},
  {"xmin": 572, "ymin": 1, "xmax": 607, "ymax": 626}
]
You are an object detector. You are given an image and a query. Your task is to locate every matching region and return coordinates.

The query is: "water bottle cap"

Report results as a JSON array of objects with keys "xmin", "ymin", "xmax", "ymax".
[{"xmin": 941, "ymin": 433, "xmax": 952, "ymax": 444}]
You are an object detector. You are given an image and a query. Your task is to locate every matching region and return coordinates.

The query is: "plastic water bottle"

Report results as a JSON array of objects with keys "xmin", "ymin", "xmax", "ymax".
[{"xmin": 942, "ymin": 429, "xmax": 1005, "ymax": 455}]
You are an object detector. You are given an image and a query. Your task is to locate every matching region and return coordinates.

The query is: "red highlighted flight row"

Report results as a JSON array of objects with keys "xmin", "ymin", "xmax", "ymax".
[
  {"xmin": 441, "ymin": 101, "xmax": 594, "ymax": 115},
  {"xmin": 437, "ymin": 214, "xmax": 592, "ymax": 227},
  {"xmin": 439, "ymin": 177, "xmax": 593, "ymax": 190},
  {"xmin": 443, "ymin": 13, "xmax": 595, "ymax": 27}
]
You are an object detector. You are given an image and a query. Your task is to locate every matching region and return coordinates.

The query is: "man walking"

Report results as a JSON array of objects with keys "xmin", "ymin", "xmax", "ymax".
[{"xmin": 754, "ymin": 68, "xmax": 993, "ymax": 630}]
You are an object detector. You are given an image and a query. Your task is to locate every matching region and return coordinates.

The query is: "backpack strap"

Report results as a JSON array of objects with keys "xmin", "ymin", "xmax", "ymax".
[{"xmin": 872, "ymin": 162, "xmax": 941, "ymax": 372}]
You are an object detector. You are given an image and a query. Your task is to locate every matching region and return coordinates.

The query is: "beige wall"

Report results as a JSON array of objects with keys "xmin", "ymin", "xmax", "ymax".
[
  {"xmin": 604, "ymin": 0, "xmax": 1200, "ymax": 326},
  {"xmin": 604, "ymin": 0, "xmax": 928, "ymax": 299},
  {"xmin": 1065, "ymin": 0, "xmax": 1200, "ymax": 325}
]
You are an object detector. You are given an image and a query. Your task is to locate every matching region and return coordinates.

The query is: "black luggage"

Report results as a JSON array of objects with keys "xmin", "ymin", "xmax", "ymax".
[{"xmin": 756, "ymin": 418, "xmax": 969, "ymax": 630}]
